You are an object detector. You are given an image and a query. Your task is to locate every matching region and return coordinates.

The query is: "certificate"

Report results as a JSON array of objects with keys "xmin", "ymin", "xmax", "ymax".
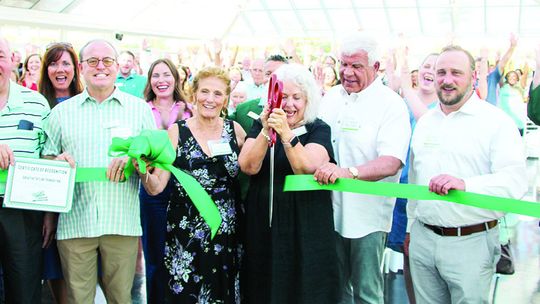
[{"xmin": 3, "ymin": 158, "xmax": 76, "ymax": 213}]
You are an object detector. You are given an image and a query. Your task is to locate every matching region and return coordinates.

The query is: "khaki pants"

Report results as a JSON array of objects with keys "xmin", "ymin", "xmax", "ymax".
[
  {"xmin": 58, "ymin": 235, "xmax": 138, "ymax": 304},
  {"xmin": 410, "ymin": 221, "xmax": 500, "ymax": 304}
]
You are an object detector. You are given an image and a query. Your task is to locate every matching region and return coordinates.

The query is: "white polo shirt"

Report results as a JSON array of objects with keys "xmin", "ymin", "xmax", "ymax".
[
  {"xmin": 319, "ymin": 78, "xmax": 411, "ymax": 238},
  {"xmin": 408, "ymin": 94, "xmax": 527, "ymax": 228}
]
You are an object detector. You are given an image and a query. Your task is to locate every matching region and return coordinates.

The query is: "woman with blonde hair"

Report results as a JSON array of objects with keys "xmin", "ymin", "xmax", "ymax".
[{"xmin": 137, "ymin": 66, "xmax": 245, "ymax": 303}]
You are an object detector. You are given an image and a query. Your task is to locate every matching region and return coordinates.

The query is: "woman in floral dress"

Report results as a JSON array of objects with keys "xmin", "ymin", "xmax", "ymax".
[{"xmin": 138, "ymin": 66, "xmax": 246, "ymax": 303}]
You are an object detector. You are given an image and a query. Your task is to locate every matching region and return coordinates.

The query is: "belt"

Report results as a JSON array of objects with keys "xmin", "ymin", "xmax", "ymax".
[{"xmin": 423, "ymin": 220, "xmax": 498, "ymax": 237}]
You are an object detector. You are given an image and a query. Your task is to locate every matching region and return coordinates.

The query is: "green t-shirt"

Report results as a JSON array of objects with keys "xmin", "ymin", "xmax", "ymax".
[{"xmin": 115, "ymin": 73, "xmax": 147, "ymax": 99}]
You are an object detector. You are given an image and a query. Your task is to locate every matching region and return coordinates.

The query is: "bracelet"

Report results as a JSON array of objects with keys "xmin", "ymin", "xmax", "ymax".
[{"xmin": 261, "ymin": 129, "xmax": 271, "ymax": 142}]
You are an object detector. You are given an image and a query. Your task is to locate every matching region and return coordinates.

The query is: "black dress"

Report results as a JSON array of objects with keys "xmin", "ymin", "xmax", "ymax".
[
  {"xmin": 164, "ymin": 119, "xmax": 242, "ymax": 303},
  {"xmin": 243, "ymin": 118, "xmax": 339, "ymax": 304}
]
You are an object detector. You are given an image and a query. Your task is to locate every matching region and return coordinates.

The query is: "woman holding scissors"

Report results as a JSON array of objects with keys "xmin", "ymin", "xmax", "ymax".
[{"xmin": 239, "ymin": 64, "xmax": 339, "ymax": 304}]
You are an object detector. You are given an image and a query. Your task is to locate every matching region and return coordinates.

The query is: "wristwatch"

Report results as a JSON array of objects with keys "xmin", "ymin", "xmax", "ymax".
[
  {"xmin": 289, "ymin": 136, "xmax": 300, "ymax": 147},
  {"xmin": 348, "ymin": 166, "xmax": 359, "ymax": 179}
]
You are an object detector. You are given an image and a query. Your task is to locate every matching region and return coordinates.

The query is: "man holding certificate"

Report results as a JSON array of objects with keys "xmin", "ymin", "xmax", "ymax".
[
  {"xmin": 43, "ymin": 39, "xmax": 155, "ymax": 303},
  {"xmin": 0, "ymin": 37, "xmax": 51, "ymax": 303}
]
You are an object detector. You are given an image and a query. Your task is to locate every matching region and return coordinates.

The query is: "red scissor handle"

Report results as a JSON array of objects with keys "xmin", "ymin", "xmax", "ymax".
[{"xmin": 267, "ymin": 74, "xmax": 283, "ymax": 147}]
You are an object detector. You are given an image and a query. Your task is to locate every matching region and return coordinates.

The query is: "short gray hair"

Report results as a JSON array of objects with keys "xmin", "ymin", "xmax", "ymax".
[
  {"xmin": 273, "ymin": 64, "xmax": 320, "ymax": 124},
  {"xmin": 339, "ymin": 32, "xmax": 379, "ymax": 66}
]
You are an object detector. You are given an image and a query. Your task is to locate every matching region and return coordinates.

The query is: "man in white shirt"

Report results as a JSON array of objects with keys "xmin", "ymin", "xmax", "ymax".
[
  {"xmin": 315, "ymin": 32, "xmax": 411, "ymax": 304},
  {"xmin": 245, "ymin": 58, "xmax": 266, "ymax": 101},
  {"xmin": 408, "ymin": 45, "xmax": 527, "ymax": 303}
]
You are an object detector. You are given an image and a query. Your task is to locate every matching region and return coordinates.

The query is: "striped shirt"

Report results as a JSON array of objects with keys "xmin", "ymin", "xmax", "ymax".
[
  {"xmin": 0, "ymin": 81, "xmax": 50, "ymax": 194},
  {"xmin": 43, "ymin": 88, "xmax": 155, "ymax": 240}
]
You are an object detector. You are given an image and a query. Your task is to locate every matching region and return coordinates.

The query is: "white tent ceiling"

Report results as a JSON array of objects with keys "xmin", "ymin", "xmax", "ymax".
[{"xmin": 1, "ymin": 0, "xmax": 539, "ymax": 43}]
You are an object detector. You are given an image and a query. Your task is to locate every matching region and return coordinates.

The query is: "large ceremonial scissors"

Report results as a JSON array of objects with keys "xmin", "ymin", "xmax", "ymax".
[{"xmin": 267, "ymin": 74, "xmax": 283, "ymax": 227}]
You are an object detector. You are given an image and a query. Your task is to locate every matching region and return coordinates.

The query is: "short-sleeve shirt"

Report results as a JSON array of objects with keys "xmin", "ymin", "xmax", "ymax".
[
  {"xmin": 0, "ymin": 81, "xmax": 50, "ymax": 194},
  {"xmin": 318, "ymin": 78, "xmax": 411, "ymax": 238},
  {"xmin": 43, "ymin": 88, "xmax": 155, "ymax": 240}
]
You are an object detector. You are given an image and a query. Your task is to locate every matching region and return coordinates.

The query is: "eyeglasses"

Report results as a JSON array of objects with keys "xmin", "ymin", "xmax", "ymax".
[
  {"xmin": 46, "ymin": 42, "xmax": 73, "ymax": 51},
  {"xmin": 82, "ymin": 57, "xmax": 116, "ymax": 67}
]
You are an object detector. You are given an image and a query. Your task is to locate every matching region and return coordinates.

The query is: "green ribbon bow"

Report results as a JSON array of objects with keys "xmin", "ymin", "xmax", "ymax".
[
  {"xmin": 107, "ymin": 130, "xmax": 222, "ymax": 239},
  {"xmin": 283, "ymin": 175, "xmax": 540, "ymax": 218},
  {"xmin": 0, "ymin": 131, "xmax": 222, "ymax": 238}
]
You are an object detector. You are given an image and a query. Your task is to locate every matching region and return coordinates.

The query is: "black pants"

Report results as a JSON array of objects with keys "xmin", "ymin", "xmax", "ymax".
[{"xmin": 0, "ymin": 204, "xmax": 43, "ymax": 304}]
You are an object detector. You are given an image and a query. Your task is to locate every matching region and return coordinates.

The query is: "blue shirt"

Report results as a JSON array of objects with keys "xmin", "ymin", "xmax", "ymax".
[{"xmin": 486, "ymin": 66, "xmax": 502, "ymax": 106}]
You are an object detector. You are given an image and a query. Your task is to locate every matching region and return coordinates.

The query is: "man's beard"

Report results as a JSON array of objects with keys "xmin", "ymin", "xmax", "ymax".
[{"xmin": 436, "ymin": 84, "xmax": 471, "ymax": 106}]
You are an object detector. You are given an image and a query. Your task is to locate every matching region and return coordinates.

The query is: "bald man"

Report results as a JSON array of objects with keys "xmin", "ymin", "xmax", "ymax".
[
  {"xmin": 43, "ymin": 39, "xmax": 155, "ymax": 303},
  {"xmin": 0, "ymin": 37, "xmax": 51, "ymax": 303}
]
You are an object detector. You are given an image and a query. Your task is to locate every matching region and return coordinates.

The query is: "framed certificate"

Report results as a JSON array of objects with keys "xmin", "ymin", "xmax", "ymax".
[{"xmin": 3, "ymin": 158, "xmax": 76, "ymax": 213}]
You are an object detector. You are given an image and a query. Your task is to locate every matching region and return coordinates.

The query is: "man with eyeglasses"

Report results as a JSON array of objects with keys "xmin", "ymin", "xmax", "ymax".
[
  {"xmin": 43, "ymin": 39, "xmax": 155, "ymax": 303},
  {"xmin": 0, "ymin": 36, "xmax": 51, "ymax": 303},
  {"xmin": 315, "ymin": 32, "xmax": 411, "ymax": 304},
  {"xmin": 115, "ymin": 50, "xmax": 147, "ymax": 99}
]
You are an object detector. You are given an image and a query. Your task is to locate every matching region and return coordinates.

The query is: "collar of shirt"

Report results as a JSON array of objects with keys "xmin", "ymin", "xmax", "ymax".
[
  {"xmin": 148, "ymin": 100, "xmax": 181, "ymax": 110},
  {"xmin": 433, "ymin": 92, "xmax": 482, "ymax": 118},
  {"xmin": 148, "ymin": 101, "xmax": 182, "ymax": 129},
  {"xmin": 80, "ymin": 87, "xmax": 124, "ymax": 106},
  {"xmin": 257, "ymin": 95, "xmax": 268, "ymax": 106},
  {"xmin": 116, "ymin": 73, "xmax": 135, "ymax": 81},
  {"xmin": 249, "ymin": 82, "xmax": 265, "ymax": 89},
  {"xmin": 5, "ymin": 80, "xmax": 25, "ymax": 111}
]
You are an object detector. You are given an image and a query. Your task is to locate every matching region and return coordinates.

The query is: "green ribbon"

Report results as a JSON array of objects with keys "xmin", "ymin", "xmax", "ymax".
[
  {"xmin": 107, "ymin": 130, "xmax": 222, "ymax": 239},
  {"xmin": 0, "ymin": 131, "xmax": 221, "ymax": 238},
  {"xmin": 1, "ymin": 131, "xmax": 222, "ymax": 239},
  {"xmin": 75, "ymin": 168, "xmax": 108, "ymax": 182},
  {"xmin": 283, "ymin": 175, "xmax": 540, "ymax": 218}
]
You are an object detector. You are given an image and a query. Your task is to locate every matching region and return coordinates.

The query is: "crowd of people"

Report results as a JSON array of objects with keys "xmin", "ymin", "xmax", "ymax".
[{"xmin": 0, "ymin": 30, "xmax": 538, "ymax": 304}]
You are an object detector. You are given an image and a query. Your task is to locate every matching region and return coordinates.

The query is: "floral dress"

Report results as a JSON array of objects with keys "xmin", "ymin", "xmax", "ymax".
[{"xmin": 164, "ymin": 119, "xmax": 242, "ymax": 304}]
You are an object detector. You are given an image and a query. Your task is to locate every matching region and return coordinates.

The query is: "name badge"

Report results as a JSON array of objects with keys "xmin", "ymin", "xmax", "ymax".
[
  {"xmin": 111, "ymin": 127, "xmax": 132, "ymax": 139},
  {"xmin": 423, "ymin": 134, "xmax": 440, "ymax": 149},
  {"xmin": 208, "ymin": 139, "xmax": 232, "ymax": 156},
  {"xmin": 247, "ymin": 111, "xmax": 260, "ymax": 120},
  {"xmin": 341, "ymin": 118, "xmax": 361, "ymax": 131},
  {"xmin": 292, "ymin": 125, "xmax": 307, "ymax": 137}
]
